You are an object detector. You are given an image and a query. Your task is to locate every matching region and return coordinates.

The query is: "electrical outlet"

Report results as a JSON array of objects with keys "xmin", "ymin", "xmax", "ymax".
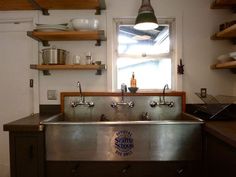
[
  {"xmin": 200, "ymin": 88, "xmax": 207, "ymax": 98},
  {"xmin": 47, "ymin": 90, "xmax": 57, "ymax": 100},
  {"xmin": 29, "ymin": 79, "xmax": 33, "ymax": 88}
]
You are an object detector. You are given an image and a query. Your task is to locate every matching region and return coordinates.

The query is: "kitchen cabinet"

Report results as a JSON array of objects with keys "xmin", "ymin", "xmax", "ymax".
[
  {"xmin": 9, "ymin": 132, "xmax": 45, "ymax": 177},
  {"xmin": 205, "ymin": 133, "xmax": 236, "ymax": 177},
  {"xmin": 210, "ymin": 1, "xmax": 236, "ymax": 71},
  {"xmin": 0, "ymin": 0, "xmax": 106, "ymax": 15}
]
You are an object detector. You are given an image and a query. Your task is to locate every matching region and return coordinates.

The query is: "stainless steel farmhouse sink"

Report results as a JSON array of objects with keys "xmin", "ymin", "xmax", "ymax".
[{"xmin": 41, "ymin": 113, "xmax": 203, "ymax": 161}]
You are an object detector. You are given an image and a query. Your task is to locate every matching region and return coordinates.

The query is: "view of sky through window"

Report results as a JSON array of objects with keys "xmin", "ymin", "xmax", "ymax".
[{"xmin": 116, "ymin": 23, "xmax": 172, "ymax": 89}]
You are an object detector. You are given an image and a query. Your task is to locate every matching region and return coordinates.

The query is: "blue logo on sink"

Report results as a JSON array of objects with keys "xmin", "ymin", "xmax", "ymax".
[{"xmin": 114, "ymin": 130, "xmax": 134, "ymax": 156}]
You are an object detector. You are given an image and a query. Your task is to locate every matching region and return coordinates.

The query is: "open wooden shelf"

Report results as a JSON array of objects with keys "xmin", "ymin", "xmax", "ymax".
[
  {"xmin": 211, "ymin": 60, "xmax": 236, "ymax": 69},
  {"xmin": 211, "ymin": 24, "xmax": 236, "ymax": 40},
  {"xmin": 0, "ymin": 0, "xmax": 106, "ymax": 15},
  {"xmin": 211, "ymin": 0, "xmax": 236, "ymax": 9},
  {"xmin": 27, "ymin": 30, "xmax": 106, "ymax": 46},
  {"xmin": 30, "ymin": 64, "xmax": 107, "ymax": 75}
]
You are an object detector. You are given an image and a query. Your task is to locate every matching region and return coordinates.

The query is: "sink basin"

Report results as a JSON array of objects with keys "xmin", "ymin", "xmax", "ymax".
[
  {"xmin": 41, "ymin": 112, "xmax": 203, "ymax": 124},
  {"xmin": 41, "ymin": 113, "xmax": 203, "ymax": 161}
]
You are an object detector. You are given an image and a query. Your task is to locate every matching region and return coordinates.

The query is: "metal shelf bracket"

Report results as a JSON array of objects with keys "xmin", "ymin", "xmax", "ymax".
[
  {"xmin": 95, "ymin": 40, "xmax": 101, "ymax": 46},
  {"xmin": 28, "ymin": 0, "xmax": 49, "ymax": 15}
]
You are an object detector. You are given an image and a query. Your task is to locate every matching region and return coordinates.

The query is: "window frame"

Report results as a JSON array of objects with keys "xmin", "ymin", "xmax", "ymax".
[{"xmin": 113, "ymin": 18, "xmax": 176, "ymax": 91}]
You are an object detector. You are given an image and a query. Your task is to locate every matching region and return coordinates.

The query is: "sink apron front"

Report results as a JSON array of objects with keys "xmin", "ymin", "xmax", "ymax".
[{"xmin": 44, "ymin": 122, "xmax": 202, "ymax": 161}]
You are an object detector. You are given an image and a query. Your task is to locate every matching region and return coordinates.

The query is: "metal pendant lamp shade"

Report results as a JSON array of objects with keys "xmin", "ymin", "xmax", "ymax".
[{"xmin": 134, "ymin": 0, "xmax": 158, "ymax": 30}]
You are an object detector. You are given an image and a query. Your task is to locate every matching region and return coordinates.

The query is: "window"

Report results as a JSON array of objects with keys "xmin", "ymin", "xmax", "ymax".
[{"xmin": 114, "ymin": 18, "xmax": 175, "ymax": 90}]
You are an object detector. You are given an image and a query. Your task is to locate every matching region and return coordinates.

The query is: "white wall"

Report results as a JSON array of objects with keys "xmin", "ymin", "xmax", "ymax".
[
  {"xmin": 1, "ymin": 1, "xmax": 236, "ymax": 176},
  {"xmin": 35, "ymin": 0, "xmax": 236, "ymax": 104},
  {"xmin": 0, "ymin": 11, "xmax": 38, "ymax": 177}
]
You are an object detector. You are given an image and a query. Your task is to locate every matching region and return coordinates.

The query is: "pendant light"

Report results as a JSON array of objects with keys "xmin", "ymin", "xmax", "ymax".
[{"xmin": 134, "ymin": 0, "xmax": 158, "ymax": 30}]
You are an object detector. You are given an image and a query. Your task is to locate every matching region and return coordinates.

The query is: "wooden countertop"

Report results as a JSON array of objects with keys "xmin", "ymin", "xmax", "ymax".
[
  {"xmin": 3, "ymin": 113, "xmax": 54, "ymax": 132},
  {"xmin": 204, "ymin": 120, "xmax": 236, "ymax": 148}
]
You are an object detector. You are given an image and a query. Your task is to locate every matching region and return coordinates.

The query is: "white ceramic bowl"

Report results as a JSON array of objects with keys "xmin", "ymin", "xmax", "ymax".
[
  {"xmin": 229, "ymin": 52, "xmax": 236, "ymax": 60},
  {"xmin": 89, "ymin": 19, "xmax": 99, "ymax": 30},
  {"xmin": 217, "ymin": 54, "xmax": 233, "ymax": 63},
  {"xmin": 71, "ymin": 19, "xmax": 89, "ymax": 30},
  {"xmin": 71, "ymin": 19, "xmax": 99, "ymax": 30}
]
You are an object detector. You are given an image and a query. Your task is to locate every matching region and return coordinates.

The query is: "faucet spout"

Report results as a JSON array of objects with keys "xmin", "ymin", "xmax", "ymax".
[
  {"xmin": 110, "ymin": 84, "xmax": 134, "ymax": 108},
  {"xmin": 77, "ymin": 81, "xmax": 84, "ymax": 102},
  {"xmin": 149, "ymin": 84, "xmax": 174, "ymax": 108},
  {"xmin": 121, "ymin": 83, "xmax": 127, "ymax": 102},
  {"xmin": 71, "ymin": 81, "xmax": 95, "ymax": 108},
  {"xmin": 162, "ymin": 84, "xmax": 169, "ymax": 104}
]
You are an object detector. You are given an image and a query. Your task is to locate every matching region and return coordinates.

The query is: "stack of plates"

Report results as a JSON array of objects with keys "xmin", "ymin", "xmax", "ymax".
[{"xmin": 35, "ymin": 23, "xmax": 69, "ymax": 31}]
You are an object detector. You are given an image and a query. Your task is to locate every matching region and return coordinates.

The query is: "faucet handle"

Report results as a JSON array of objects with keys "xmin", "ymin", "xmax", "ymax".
[
  {"xmin": 71, "ymin": 101, "xmax": 77, "ymax": 108},
  {"xmin": 111, "ymin": 102, "xmax": 118, "ymax": 108},
  {"xmin": 128, "ymin": 101, "xmax": 135, "ymax": 108},
  {"xmin": 168, "ymin": 101, "xmax": 174, "ymax": 107},
  {"xmin": 88, "ymin": 101, "xmax": 95, "ymax": 107},
  {"xmin": 150, "ymin": 101, "xmax": 157, "ymax": 108}
]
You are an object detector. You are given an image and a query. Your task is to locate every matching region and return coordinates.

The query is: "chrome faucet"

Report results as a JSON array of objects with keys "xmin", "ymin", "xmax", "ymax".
[
  {"xmin": 111, "ymin": 84, "xmax": 134, "ymax": 108},
  {"xmin": 150, "ymin": 84, "xmax": 174, "ymax": 108},
  {"xmin": 71, "ymin": 81, "xmax": 94, "ymax": 108},
  {"xmin": 162, "ymin": 84, "xmax": 169, "ymax": 104}
]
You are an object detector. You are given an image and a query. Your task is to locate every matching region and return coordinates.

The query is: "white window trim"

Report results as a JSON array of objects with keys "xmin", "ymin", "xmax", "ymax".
[{"xmin": 111, "ymin": 17, "xmax": 178, "ymax": 92}]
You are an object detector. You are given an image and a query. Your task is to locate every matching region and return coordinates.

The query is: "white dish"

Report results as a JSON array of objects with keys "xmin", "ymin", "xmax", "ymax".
[
  {"xmin": 217, "ymin": 54, "xmax": 233, "ymax": 63},
  {"xmin": 35, "ymin": 25, "xmax": 69, "ymax": 31},
  {"xmin": 36, "ymin": 23, "xmax": 68, "ymax": 27},
  {"xmin": 71, "ymin": 18, "xmax": 99, "ymax": 30},
  {"xmin": 35, "ymin": 27, "xmax": 69, "ymax": 32},
  {"xmin": 229, "ymin": 52, "xmax": 236, "ymax": 59},
  {"xmin": 36, "ymin": 25, "xmax": 68, "ymax": 29}
]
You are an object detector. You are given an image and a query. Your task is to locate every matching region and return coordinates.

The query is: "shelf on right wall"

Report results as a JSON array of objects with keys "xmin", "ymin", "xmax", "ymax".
[
  {"xmin": 211, "ymin": 24, "xmax": 236, "ymax": 40},
  {"xmin": 210, "ymin": 0, "xmax": 236, "ymax": 71},
  {"xmin": 211, "ymin": 0, "xmax": 236, "ymax": 9},
  {"xmin": 211, "ymin": 61, "xmax": 236, "ymax": 69}
]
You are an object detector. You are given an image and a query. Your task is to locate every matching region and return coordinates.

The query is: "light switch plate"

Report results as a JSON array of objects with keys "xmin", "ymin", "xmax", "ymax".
[{"xmin": 47, "ymin": 90, "xmax": 57, "ymax": 100}]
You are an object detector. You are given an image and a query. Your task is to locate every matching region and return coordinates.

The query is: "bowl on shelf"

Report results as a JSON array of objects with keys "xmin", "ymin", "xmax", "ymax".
[
  {"xmin": 128, "ymin": 87, "xmax": 138, "ymax": 93},
  {"xmin": 217, "ymin": 54, "xmax": 233, "ymax": 63},
  {"xmin": 71, "ymin": 18, "xmax": 99, "ymax": 30},
  {"xmin": 229, "ymin": 52, "xmax": 236, "ymax": 60}
]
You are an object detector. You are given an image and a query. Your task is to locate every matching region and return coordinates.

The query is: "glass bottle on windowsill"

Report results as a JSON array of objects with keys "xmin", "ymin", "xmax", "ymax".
[{"xmin": 130, "ymin": 72, "xmax": 137, "ymax": 88}]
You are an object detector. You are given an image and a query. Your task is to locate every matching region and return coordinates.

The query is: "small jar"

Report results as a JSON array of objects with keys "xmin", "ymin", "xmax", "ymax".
[
  {"xmin": 86, "ymin": 52, "xmax": 92, "ymax": 64},
  {"xmin": 73, "ymin": 55, "xmax": 81, "ymax": 64}
]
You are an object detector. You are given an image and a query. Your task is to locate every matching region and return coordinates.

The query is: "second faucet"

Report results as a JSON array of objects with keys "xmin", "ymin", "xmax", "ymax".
[
  {"xmin": 71, "ymin": 81, "xmax": 94, "ymax": 108},
  {"xmin": 111, "ymin": 84, "xmax": 134, "ymax": 108}
]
